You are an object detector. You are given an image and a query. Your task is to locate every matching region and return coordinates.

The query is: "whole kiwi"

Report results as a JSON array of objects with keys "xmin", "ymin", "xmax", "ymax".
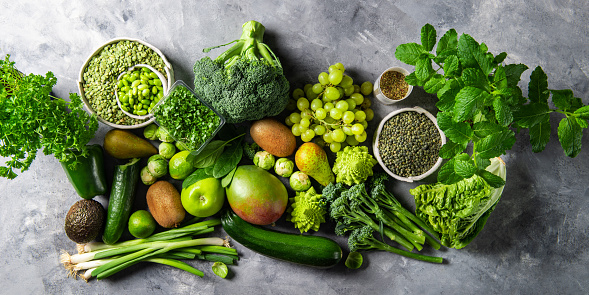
[
  {"xmin": 146, "ymin": 181, "xmax": 186, "ymax": 228},
  {"xmin": 64, "ymin": 199, "xmax": 105, "ymax": 244}
]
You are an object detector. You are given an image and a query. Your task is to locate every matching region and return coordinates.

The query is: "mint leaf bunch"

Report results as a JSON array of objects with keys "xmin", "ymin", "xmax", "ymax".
[{"xmin": 395, "ymin": 24, "xmax": 587, "ymax": 187}]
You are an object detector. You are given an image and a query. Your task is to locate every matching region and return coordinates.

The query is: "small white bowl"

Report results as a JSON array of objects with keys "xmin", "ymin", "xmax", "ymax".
[
  {"xmin": 115, "ymin": 64, "xmax": 168, "ymax": 120},
  {"xmin": 372, "ymin": 106, "xmax": 446, "ymax": 182},
  {"xmin": 373, "ymin": 67, "xmax": 413, "ymax": 105},
  {"xmin": 77, "ymin": 37, "xmax": 174, "ymax": 129}
]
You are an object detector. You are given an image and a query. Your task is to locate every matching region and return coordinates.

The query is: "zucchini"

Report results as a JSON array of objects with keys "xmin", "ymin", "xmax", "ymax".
[
  {"xmin": 102, "ymin": 158, "xmax": 141, "ymax": 244},
  {"xmin": 221, "ymin": 210, "xmax": 342, "ymax": 268}
]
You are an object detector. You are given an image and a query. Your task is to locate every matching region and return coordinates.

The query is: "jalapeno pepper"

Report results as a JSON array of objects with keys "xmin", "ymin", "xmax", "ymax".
[{"xmin": 61, "ymin": 144, "xmax": 108, "ymax": 199}]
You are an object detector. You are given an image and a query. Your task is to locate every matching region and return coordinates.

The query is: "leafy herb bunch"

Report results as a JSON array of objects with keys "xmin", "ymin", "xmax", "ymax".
[
  {"xmin": 0, "ymin": 55, "xmax": 98, "ymax": 179},
  {"xmin": 395, "ymin": 24, "xmax": 588, "ymax": 187}
]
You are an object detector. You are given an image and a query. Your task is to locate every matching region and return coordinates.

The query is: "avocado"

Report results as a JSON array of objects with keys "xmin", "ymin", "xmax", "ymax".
[{"xmin": 64, "ymin": 199, "xmax": 105, "ymax": 244}]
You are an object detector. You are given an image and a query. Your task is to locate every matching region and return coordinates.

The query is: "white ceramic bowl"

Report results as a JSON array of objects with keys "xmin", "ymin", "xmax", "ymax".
[
  {"xmin": 115, "ymin": 64, "xmax": 169, "ymax": 120},
  {"xmin": 77, "ymin": 37, "xmax": 174, "ymax": 129},
  {"xmin": 373, "ymin": 106, "xmax": 446, "ymax": 182},
  {"xmin": 373, "ymin": 67, "xmax": 413, "ymax": 105}
]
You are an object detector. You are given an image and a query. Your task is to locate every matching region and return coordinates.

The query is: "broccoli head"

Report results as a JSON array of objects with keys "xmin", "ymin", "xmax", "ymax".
[{"xmin": 193, "ymin": 20, "xmax": 290, "ymax": 123}]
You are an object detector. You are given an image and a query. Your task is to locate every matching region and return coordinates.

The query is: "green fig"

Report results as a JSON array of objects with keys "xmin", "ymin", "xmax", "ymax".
[{"xmin": 294, "ymin": 142, "xmax": 335, "ymax": 186}]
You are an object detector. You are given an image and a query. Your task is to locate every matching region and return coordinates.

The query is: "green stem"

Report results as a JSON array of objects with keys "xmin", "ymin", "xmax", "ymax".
[
  {"xmin": 146, "ymin": 258, "xmax": 204, "ymax": 277},
  {"xmin": 378, "ymin": 241, "xmax": 443, "ymax": 264}
]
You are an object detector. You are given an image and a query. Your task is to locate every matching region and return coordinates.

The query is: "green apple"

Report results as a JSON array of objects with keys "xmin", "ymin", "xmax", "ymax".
[{"xmin": 181, "ymin": 177, "xmax": 225, "ymax": 217}]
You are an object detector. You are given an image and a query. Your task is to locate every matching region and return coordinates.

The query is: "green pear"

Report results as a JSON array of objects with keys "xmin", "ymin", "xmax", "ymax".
[{"xmin": 294, "ymin": 142, "xmax": 335, "ymax": 186}]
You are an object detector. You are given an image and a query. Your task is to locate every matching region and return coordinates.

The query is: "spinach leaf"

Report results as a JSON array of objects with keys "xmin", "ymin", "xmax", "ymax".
[
  {"xmin": 182, "ymin": 169, "xmax": 214, "ymax": 189},
  {"xmin": 212, "ymin": 136, "xmax": 244, "ymax": 178}
]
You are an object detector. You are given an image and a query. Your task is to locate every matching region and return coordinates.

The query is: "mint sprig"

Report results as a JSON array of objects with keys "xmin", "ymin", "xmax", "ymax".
[{"xmin": 395, "ymin": 24, "xmax": 588, "ymax": 187}]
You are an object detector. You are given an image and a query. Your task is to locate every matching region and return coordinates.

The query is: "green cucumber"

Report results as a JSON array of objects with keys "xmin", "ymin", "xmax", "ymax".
[
  {"xmin": 221, "ymin": 210, "xmax": 342, "ymax": 268},
  {"xmin": 102, "ymin": 158, "xmax": 141, "ymax": 244}
]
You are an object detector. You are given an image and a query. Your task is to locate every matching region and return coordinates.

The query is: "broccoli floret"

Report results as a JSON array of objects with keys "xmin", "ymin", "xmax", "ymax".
[
  {"xmin": 242, "ymin": 142, "xmax": 261, "ymax": 161},
  {"xmin": 321, "ymin": 182, "xmax": 346, "ymax": 205},
  {"xmin": 347, "ymin": 225, "xmax": 443, "ymax": 264},
  {"xmin": 193, "ymin": 21, "xmax": 290, "ymax": 123}
]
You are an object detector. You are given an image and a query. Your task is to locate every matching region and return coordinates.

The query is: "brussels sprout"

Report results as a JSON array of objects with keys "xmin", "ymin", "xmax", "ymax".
[
  {"xmin": 289, "ymin": 171, "xmax": 311, "ymax": 191},
  {"xmin": 143, "ymin": 124, "xmax": 159, "ymax": 140},
  {"xmin": 147, "ymin": 154, "xmax": 168, "ymax": 178},
  {"xmin": 140, "ymin": 166, "xmax": 157, "ymax": 185},
  {"xmin": 274, "ymin": 158, "xmax": 294, "ymax": 177},
  {"xmin": 157, "ymin": 127, "xmax": 175, "ymax": 143},
  {"xmin": 253, "ymin": 151, "xmax": 275, "ymax": 170},
  {"xmin": 159, "ymin": 142, "xmax": 176, "ymax": 159},
  {"xmin": 175, "ymin": 141, "xmax": 189, "ymax": 151}
]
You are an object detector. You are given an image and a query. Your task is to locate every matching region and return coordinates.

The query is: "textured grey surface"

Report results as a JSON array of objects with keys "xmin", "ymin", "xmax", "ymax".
[{"xmin": 1, "ymin": 0, "xmax": 589, "ymax": 294}]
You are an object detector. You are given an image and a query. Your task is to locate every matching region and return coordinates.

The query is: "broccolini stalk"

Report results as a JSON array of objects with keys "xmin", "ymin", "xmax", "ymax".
[{"xmin": 348, "ymin": 225, "xmax": 443, "ymax": 264}]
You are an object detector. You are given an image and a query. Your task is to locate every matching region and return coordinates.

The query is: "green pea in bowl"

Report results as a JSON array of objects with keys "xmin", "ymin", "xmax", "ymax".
[
  {"xmin": 373, "ymin": 106, "xmax": 446, "ymax": 182},
  {"xmin": 115, "ymin": 64, "xmax": 169, "ymax": 120},
  {"xmin": 77, "ymin": 37, "xmax": 174, "ymax": 129}
]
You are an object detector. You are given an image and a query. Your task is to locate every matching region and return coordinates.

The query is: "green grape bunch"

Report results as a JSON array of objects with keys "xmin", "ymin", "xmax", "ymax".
[{"xmin": 285, "ymin": 63, "xmax": 375, "ymax": 153}]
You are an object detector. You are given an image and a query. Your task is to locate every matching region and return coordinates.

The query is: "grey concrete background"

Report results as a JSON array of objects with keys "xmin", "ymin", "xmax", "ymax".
[{"xmin": 1, "ymin": 0, "xmax": 588, "ymax": 294}]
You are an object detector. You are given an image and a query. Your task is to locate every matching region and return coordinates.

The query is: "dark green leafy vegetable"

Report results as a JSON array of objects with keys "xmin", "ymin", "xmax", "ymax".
[
  {"xmin": 0, "ymin": 54, "xmax": 98, "ymax": 179},
  {"xmin": 395, "ymin": 24, "xmax": 588, "ymax": 186},
  {"xmin": 193, "ymin": 20, "xmax": 290, "ymax": 123},
  {"xmin": 212, "ymin": 136, "xmax": 244, "ymax": 178},
  {"xmin": 187, "ymin": 133, "xmax": 244, "ymax": 169},
  {"xmin": 152, "ymin": 83, "xmax": 221, "ymax": 151}
]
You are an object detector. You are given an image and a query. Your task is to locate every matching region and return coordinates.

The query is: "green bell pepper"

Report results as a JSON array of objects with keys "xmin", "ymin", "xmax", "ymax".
[{"xmin": 61, "ymin": 144, "xmax": 108, "ymax": 199}]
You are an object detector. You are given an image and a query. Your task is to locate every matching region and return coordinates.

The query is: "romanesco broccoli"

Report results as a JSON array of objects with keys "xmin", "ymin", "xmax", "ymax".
[
  {"xmin": 286, "ymin": 187, "xmax": 326, "ymax": 233},
  {"xmin": 332, "ymin": 146, "xmax": 377, "ymax": 186}
]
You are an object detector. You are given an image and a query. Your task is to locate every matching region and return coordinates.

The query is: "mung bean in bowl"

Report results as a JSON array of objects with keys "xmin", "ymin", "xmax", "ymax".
[
  {"xmin": 373, "ymin": 106, "xmax": 446, "ymax": 182},
  {"xmin": 78, "ymin": 38, "xmax": 174, "ymax": 129},
  {"xmin": 373, "ymin": 67, "xmax": 413, "ymax": 105},
  {"xmin": 115, "ymin": 64, "xmax": 168, "ymax": 120}
]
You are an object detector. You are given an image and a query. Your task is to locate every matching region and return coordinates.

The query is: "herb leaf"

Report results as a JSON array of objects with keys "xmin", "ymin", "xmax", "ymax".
[
  {"xmin": 421, "ymin": 23, "xmax": 437, "ymax": 52},
  {"xmin": 475, "ymin": 130, "xmax": 516, "ymax": 159},
  {"xmin": 395, "ymin": 43, "xmax": 427, "ymax": 66},
  {"xmin": 557, "ymin": 116, "xmax": 583, "ymax": 158},
  {"xmin": 453, "ymin": 86, "xmax": 489, "ymax": 122},
  {"xmin": 457, "ymin": 34, "xmax": 493, "ymax": 75},
  {"xmin": 529, "ymin": 117, "xmax": 551, "ymax": 153},
  {"xmin": 528, "ymin": 66, "xmax": 549, "ymax": 103}
]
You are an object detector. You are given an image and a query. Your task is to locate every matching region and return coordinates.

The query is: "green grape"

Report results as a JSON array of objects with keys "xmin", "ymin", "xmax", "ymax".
[
  {"xmin": 285, "ymin": 116, "xmax": 294, "ymax": 126},
  {"xmin": 334, "ymin": 62, "xmax": 345, "ymax": 72},
  {"xmin": 354, "ymin": 110, "xmax": 366, "ymax": 122},
  {"xmin": 301, "ymin": 129, "xmax": 316, "ymax": 142},
  {"xmin": 324, "ymin": 116, "xmax": 337, "ymax": 124},
  {"xmin": 329, "ymin": 108, "xmax": 343, "ymax": 120},
  {"xmin": 337, "ymin": 87, "xmax": 345, "ymax": 99},
  {"xmin": 298, "ymin": 123, "xmax": 309, "ymax": 134},
  {"xmin": 328, "ymin": 65, "xmax": 339, "ymax": 73},
  {"xmin": 310, "ymin": 98, "xmax": 323, "ymax": 110},
  {"xmin": 312, "ymin": 83, "xmax": 324, "ymax": 94},
  {"xmin": 351, "ymin": 123, "xmax": 364, "ymax": 135},
  {"xmin": 318, "ymin": 72, "xmax": 330, "ymax": 85},
  {"xmin": 304, "ymin": 83, "xmax": 313, "ymax": 93},
  {"xmin": 342, "ymin": 111, "xmax": 355, "ymax": 124},
  {"xmin": 342, "ymin": 125, "xmax": 354, "ymax": 136},
  {"xmin": 301, "ymin": 109, "xmax": 313, "ymax": 119},
  {"xmin": 331, "ymin": 128, "xmax": 346, "ymax": 142},
  {"xmin": 329, "ymin": 142, "xmax": 342, "ymax": 153},
  {"xmin": 340, "ymin": 75, "xmax": 353, "ymax": 88},
  {"xmin": 293, "ymin": 88, "xmax": 305, "ymax": 99},
  {"xmin": 299, "ymin": 117, "xmax": 311, "ymax": 128},
  {"xmin": 360, "ymin": 81, "xmax": 373, "ymax": 95},
  {"xmin": 345, "ymin": 98, "xmax": 357, "ymax": 110},
  {"xmin": 312, "ymin": 137, "xmax": 326, "ymax": 148},
  {"xmin": 292, "ymin": 123, "xmax": 302, "ymax": 136},
  {"xmin": 286, "ymin": 98, "xmax": 297, "ymax": 111},
  {"xmin": 323, "ymin": 132, "xmax": 334, "ymax": 143},
  {"xmin": 315, "ymin": 108, "xmax": 327, "ymax": 120},
  {"xmin": 344, "ymin": 85, "xmax": 355, "ymax": 96},
  {"xmin": 361, "ymin": 97, "xmax": 372, "ymax": 109},
  {"xmin": 361, "ymin": 120, "xmax": 368, "ymax": 129},
  {"xmin": 346, "ymin": 135, "xmax": 360, "ymax": 146},
  {"xmin": 329, "ymin": 70, "xmax": 343, "ymax": 85},
  {"xmin": 365, "ymin": 108, "xmax": 374, "ymax": 121},
  {"xmin": 289, "ymin": 112, "xmax": 302, "ymax": 124},
  {"xmin": 313, "ymin": 125, "xmax": 326, "ymax": 136},
  {"xmin": 325, "ymin": 87, "xmax": 340, "ymax": 101},
  {"xmin": 353, "ymin": 84, "xmax": 361, "ymax": 93},
  {"xmin": 350, "ymin": 93, "xmax": 364, "ymax": 105},
  {"xmin": 323, "ymin": 102, "xmax": 335, "ymax": 112},
  {"xmin": 355, "ymin": 131, "xmax": 367, "ymax": 143},
  {"xmin": 297, "ymin": 97, "xmax": 310, "ymax": 111},
  {"xmin": 306, "ymin": 86, "xmax": 318, "ymax": 100},
  {"xmin": 335, "ymin": 100, "xmax": 349, "ymax": 112}
]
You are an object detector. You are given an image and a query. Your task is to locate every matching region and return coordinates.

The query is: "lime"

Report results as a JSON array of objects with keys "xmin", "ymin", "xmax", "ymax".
[
  {"xmin": 169, "ymin": 150, "xmax": 196, "ymax": 180},
  {"xmin": 128, "ymin": 210, "xmax": 157, "ymax": 239}
]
